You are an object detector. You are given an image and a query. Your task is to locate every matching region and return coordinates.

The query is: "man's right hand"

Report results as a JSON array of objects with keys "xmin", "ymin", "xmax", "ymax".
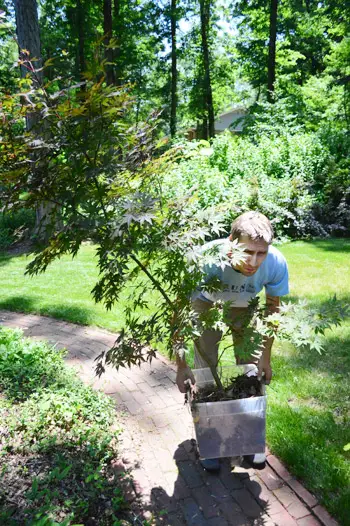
[{"xmin": 176, "ymin": 365, "xmax": 195, "ymax": 393}]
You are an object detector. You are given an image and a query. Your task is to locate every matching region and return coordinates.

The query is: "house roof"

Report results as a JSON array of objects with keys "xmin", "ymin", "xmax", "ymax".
[
  {"xmin": 217, "ymin": 106, "xmax": 247, "ymax": 118},
  {"xmin": 186, "ymin": 105, "xmax": 247, "ymax": 133}
]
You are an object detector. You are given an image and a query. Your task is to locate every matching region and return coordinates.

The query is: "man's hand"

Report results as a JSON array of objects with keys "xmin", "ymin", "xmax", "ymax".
[
  {"xmin": 176, "ymin": 365, "xmax": 195, "ymax": 393},
  {"xmin": 258, "ymin": 360, "xmax": 272, "ymax": 385}
]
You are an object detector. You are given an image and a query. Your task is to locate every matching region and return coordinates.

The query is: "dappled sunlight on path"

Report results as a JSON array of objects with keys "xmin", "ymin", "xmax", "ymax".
[{"xmin": 0, "ymin": 310, "xmax": 336, "ymax": 526}]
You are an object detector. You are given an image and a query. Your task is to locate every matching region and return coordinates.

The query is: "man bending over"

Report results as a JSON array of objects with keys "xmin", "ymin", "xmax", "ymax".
[{"xmin": 176, "ymin": 211, "xmax": 289, "ymax": 471}]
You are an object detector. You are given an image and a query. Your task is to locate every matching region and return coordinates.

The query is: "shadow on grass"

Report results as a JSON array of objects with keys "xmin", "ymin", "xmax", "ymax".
[
  {"xmin": 283, "ymin": 292, "xmax": 350, "ymax": 306},
  {"xmin": 0, "ymin": 244, "xmax": 35, "ymax": 266},
  {"xmin": 0, "ymin": 295, "xmax": 93, "ymax": 326},
  {"xmin": 301, "ymin": 238, "xmax": 350, "ymax": 253},
  {"xmin": 0, "ymin": 253, "xmax": 23, "ymax": 268}
]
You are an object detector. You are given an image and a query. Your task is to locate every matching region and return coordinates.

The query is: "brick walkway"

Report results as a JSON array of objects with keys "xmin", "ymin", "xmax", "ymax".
[{"xmin": 0, "ymin": 310, "xmax": 338, "ymax": 526}]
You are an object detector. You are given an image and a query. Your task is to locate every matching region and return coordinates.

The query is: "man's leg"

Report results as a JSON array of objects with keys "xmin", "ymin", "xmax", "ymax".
[
  {"xmin": 192, "ymin": 299, "xmax": 222, "ymax": 369},
  {"xmin": 228, "ymin": 307, "xmax": 259, "ymax": 366},
  {"xmin": 192, "ymin": 299, "xmax": 222, "ymax": 471}
]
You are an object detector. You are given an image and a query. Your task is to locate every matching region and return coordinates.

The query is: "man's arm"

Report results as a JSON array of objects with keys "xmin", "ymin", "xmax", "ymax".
[
  {"xmin": 258, "ymin": 294, "xmax": 280, "ymax": 384},
  {"xmin": 176, "ymin": 354, "xmax": 195, "ymax": 393}
]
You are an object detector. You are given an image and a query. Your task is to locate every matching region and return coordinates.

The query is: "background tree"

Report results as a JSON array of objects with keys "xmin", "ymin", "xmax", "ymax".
[
  {"xmin": 267, "ymin": 0, "xmax": 278, "ymax": 100},
  {"xmin": 199, "ymin": 0, "xmax": 215, "ymax": 137},
  {"xmin": 170, "ymin": 0, "xmax": 178, "ymax": 137},
  {"xmin": 13, "ymin": 0, "xmax": 42, "ymax": 113},
  {"xmin": 103, "ymin": 0, "xmax": 115, "ymax": 85}
]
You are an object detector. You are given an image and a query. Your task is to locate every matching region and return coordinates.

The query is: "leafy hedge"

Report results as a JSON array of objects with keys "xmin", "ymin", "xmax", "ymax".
[{"xmin": 165, "ymin": 127, "xmax": 349, "ymax": 240}]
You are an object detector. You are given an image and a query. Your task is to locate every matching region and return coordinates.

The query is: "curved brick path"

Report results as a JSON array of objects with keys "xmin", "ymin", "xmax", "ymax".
[{"xmin": 0, "ymin": 310, "xmax": 338, "ymax": 526}]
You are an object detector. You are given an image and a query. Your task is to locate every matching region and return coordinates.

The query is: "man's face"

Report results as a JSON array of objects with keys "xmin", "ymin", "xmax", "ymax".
[{"xmin": 230, "ymin": 234, "xmax": 269, "ymax": 276}]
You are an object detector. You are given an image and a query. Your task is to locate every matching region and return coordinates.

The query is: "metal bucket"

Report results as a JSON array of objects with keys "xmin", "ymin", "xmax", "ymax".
[{"xmin": 191, "ymin": 366, "xmax": 266, "ymax": 459}]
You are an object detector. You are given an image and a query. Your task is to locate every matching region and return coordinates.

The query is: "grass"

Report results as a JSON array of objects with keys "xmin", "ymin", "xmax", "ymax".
[
  {"xmin": 0, "ymin": 239, "xmax": 349, "ymax": 524},
  {"xmin": 268, "ymin": 239, "xmax": 350, "ymax": 525},
  {"xmin": 0, "ymin": 244, "xmax": 127, "ymax": 331}
]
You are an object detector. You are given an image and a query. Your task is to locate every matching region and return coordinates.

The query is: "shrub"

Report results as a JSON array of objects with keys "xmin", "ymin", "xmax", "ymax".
[
  {"xmin": 166, "ymin": 120, "xmax": 350, "ymax": 240},
  {"xmin": 163, "ymin": 132, "xmax": 334, "ymax": 239},
  {"xmin": 0, "ymin": 327, "xmax": 125, "ymax": 525},
  {"xmin": 0, "ymin": 208, "xmax": 35, "ymax": 249},
  {"xmin": 0, "ymin": 327, "xmax": 67, "ymax": 400}
]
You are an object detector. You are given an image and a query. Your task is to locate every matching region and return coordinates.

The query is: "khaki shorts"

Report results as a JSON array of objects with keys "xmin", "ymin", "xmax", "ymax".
[{"xmin": 192, "ymin": 298, "xmax": 257, "ymax": 369}]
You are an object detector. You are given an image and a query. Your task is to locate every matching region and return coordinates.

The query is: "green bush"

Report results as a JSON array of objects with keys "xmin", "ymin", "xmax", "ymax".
[
  {"xmin": 0, "ymin": 208, "xmax": 35, "ymax": 249},
  {"xmin": 165, "ymin": 129, "xmax": 349, "ymax": 239},
  {"xmin": 0, "ymin": 327, "xmax": 67, "ymax": 400},
  {"xmin": 0, "ymin": 327, "xmax": 126, "ymax": 525}
]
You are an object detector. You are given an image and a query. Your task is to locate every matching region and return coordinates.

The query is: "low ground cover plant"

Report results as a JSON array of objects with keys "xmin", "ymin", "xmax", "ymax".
[{"xmin": 0, "ymin": 327, "xmax": 131, "ymax": 525}]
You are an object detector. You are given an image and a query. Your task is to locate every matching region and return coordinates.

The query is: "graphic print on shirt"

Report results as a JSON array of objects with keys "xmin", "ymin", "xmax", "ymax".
[
  {"xmin": 192, "ymin": 238, "xmax": 289, "ymax": 307},
  {"xmin": 222, "ymin": 283, "xmax": 256, "ymax": 295}
]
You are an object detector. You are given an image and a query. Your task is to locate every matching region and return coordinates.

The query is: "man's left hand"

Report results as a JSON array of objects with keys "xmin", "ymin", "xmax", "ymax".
[{"xmin": 258, "ymin": 361, "xmax": 272, "ymax": 385}]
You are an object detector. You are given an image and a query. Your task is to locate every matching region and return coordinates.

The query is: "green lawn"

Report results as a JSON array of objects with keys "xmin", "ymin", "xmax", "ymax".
[
  {"xmin": 0, "ymin": 244, "xmax": 127, "ymax": 331},
  {"xmin": 267, "ymin": 240, "xmax": 350, "ymax": 525},
  {"xmin": 0, "ymin": 239, "xmax": 349, "ymax": 524}
]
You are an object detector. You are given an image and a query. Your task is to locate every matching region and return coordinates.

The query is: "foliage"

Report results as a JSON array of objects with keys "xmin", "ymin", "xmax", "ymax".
[
  {"xmin": 263, "ymin": 296, "xmax": 349, "ymax": 353},
  {"xmin": 0, "ymin": 3, "xmax": 19, "ymax": 93},
  {"xmin": 1, "ymin": 60, "xmax": 349, "ymax": 393},
  {"xmin": 163, "ymin": 127, "xmax": 349, "ymax": 240},
  {"xmin": 0, "ymin": 208, "xmax": 35, "ymax": 249},
  {"xmin": 0, "ymin": 327, "xmax": 66, "ymax": 400},
  {"xmin": 0, "ymin": 327, "xmax": 129, "ymax": 525},
  {"xmin": 1, "ymin": 0, "xmax": 349, "ymax": 137},
  {"xmin": 38, "ymin": 0, "xmax": 166, "ymax": 123},
  {"xmin": 0, "ymin": 58, "xmax": 233, "ymax": 376}
]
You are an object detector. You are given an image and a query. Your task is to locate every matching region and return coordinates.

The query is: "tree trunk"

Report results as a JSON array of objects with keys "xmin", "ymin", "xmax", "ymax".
[
  {"xmin": 113, "ymin": 0, "xmax": 121, "ymax": 85},
  {"xmin": 104, "ymin": 0, "xmax": 115, "ymax": 85},
  {"xmin": 77, "ymin": 0, "xmax": 86, "ymax": 79},
  {"xmin": 13, "ymin": 0, "xmax": 55, "ymax": 240},
  {"xmin": 202, "ymin": 118, "xmax": 208, "ymax": 140},
  {"xmin": 170, "ymin": 0, "xmax": 177, "ymax": 138},
  {"xmin": 13, "ymin": 0, "xmax": 42, "ymax": 130},
  {"xmin": 267, "ymin": 0, "xmax": 278, "ymax": 102},
  {"xmin": 199, "ymin": 0, "xmax": 215, "ymax": 138}
]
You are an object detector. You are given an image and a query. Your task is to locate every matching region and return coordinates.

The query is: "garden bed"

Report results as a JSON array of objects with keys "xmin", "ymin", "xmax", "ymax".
[{"xmin": 0, "ymin": 327, "xmax": 134, "ymax": 525}]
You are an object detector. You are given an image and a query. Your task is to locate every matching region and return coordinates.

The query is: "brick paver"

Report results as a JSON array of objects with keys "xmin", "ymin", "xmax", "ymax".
[{"xmin": 0, "ymin": 310, "xmax": 339, "ymax": 526}]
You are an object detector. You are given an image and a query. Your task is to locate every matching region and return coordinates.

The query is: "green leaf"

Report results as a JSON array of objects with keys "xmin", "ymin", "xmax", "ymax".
[{"xmin": 199, "ymin": 147, "xmax": 213, "ymax": 156}]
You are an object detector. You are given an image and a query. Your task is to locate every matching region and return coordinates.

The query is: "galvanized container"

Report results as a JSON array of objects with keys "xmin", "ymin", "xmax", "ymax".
[{"xmin": 192, "ymin": 366, "xmax": 266, "ymax": 459}]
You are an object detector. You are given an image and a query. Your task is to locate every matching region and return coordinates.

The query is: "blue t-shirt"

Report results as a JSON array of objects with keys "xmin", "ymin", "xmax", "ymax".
[{"xmin": 193, "ymin": 239, "xmax": 289, "ymax": 307}]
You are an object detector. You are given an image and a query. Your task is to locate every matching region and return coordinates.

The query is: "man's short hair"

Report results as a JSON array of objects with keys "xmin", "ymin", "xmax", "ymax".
[{"xmin": 230, "ymin": 211, "xmax": 274, "ymax": 244}]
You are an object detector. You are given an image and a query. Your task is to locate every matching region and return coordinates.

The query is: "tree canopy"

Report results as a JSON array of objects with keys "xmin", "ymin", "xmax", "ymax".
[{"xmin": 0, "ymin": 0, "xmax": 347, "ymax": 136}]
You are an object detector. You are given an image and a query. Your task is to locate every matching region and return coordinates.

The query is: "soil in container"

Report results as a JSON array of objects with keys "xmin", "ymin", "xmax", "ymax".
[{"xmin": 191, "ymin": 374, "xmax": 264, "ymax": 405}]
